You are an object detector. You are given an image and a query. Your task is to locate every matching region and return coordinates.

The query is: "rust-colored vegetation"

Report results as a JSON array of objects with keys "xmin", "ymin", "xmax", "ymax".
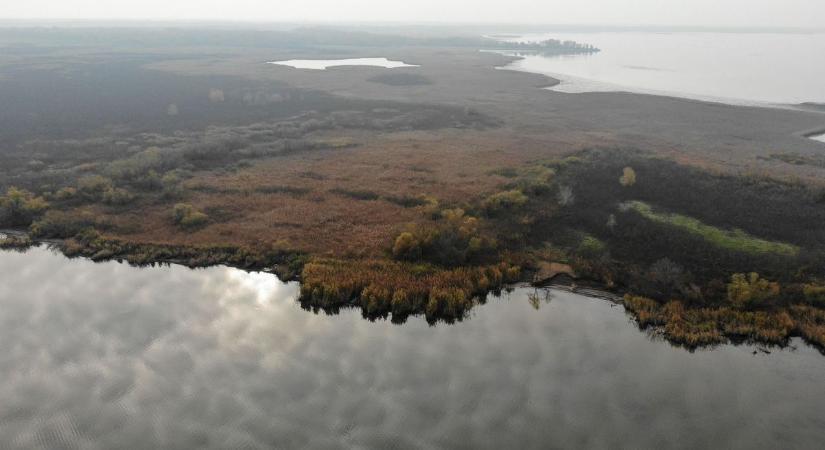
[
  {"xmin": 624, "ymin": 293, "xmax": 825, "ymax": 350},
  {"xmin": 300, "ymin": 258, "xmax": 520, "ymax": 323},
  {"xmin": 3, "ymin": 121, "xmax": 825, "ymax": 347}
]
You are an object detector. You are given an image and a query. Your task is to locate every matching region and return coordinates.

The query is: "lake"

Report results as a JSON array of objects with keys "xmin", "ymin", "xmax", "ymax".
[
  {"xmin": 496, "ymin": 31, "xmax": 825, "ymax": 107},
  {"xmin": 1, "ymin": 246, "xmax": 824, "ymax": 448},
  {"xmin": 268, "ymin": 58, "xmax": 418, "ymax": 70}
]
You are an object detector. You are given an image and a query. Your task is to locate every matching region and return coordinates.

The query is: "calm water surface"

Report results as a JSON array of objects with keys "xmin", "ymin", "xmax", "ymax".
[
  {"xmin": 497, "ymin": 32, "xmax": 825, "ymax": 106},
  {"xmin": 268, "ymin": 58, "xmax": 418, "ymax": 70},
  {"xmin": 1, "ymin": 246, "xmax": 824, "ymax": 449}
]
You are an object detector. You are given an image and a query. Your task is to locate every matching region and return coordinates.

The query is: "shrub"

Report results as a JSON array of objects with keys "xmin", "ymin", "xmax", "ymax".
[
  {"xmin": 0, "ymin": 187, "xmax": 49, "ymax": 227},
  {"xmin": 392, "ymin": 232, "xmax": 421, "ymax": 260},
  {"xmin": 482, "ymin": 190, "xmax": 528, "ymax": 214},
  {"xmin": 160, "ymin": 170, "xmax": 189, "ymax": 199},
  {"xmin": 803, "ymin": 284, "xmax": 825, "ymax": 307},
  {"xmin": 30, "ymin": 210, "xmax": 105, "ymax": 238},
  {"xmin": 727, "ymin": 273, "xmax": 780, "ymax": 309},
  {"xmin": 391, "ymin": 210, "xmax": 496, "ymax": 266},
  {"xmin": 55, "ymin": 187, "xmax": 78, "ymax": 201},
  {"xmin": 0, "ymin": 234, "xmax": 34, "ymax": 250},
  {"xmin": 502, "ymin": 166, "xmax": 555, "ymax": 195},
  {"xmin": 102, "ymin": 187, "xmax": 135, "ymax": 206},
  {"xmin": 172, "ymin": 203, "xmax": 209, "ymax": 229},
  {"xmin": 131, "ymin": 170, "xmax": 163, "ymax": 191},
  {"xmin": 578, "ymin": 235, "xmax": 607, "ymax": 258},
  {"xmin": 619, "ymin": 166, "xmax": 637, "ymax": 187},
  {"xmin": 77, "ymin": 175, "xmax": 114, "ymax": 200}
]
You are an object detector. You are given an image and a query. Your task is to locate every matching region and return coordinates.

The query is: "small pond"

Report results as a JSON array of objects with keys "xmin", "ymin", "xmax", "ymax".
[{"xmin": 268, "ymin": 58, "xmax": 417, "ymax": 70}]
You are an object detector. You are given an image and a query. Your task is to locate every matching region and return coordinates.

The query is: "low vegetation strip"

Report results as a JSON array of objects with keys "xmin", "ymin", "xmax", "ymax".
[
  {"xmin": 623, "ymin": 295, "xmax": 825, "ymax": 349},
  {"xmin": 624, "ymin": 200, "xmax": 799, "ymax": 256},
  {"xmin": 300, "ymin": 258, "xmax": 521, "ymax": 323}
]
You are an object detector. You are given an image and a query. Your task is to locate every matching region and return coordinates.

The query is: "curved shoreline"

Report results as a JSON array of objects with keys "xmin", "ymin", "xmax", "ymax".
[
  {"xmin": 494, "ymin": 52, "xmax": 825, "ymax": 112},
  {"xmin": 3, "ymin": 231, "xmax": 825, "ymax": 355}
]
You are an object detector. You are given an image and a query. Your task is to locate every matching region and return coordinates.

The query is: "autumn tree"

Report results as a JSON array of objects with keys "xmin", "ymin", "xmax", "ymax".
[
  {"xmin": 0, "ymin": 187, "xmax": 49, "ymax": 227},
  {"xmin": 172, "ymin": 203, "xmax": 208, "ymax": 229},
  {"xmin": 727, "ymin": 272, "xmax": 780, "ymax": 309},
  {"xmin": 619, "ymin": 167, "xmax": 637, "ymax": 187}
]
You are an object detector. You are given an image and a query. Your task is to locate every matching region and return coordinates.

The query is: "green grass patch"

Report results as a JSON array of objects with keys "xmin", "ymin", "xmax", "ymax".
[{"xmin": 625, "ymin": 201, "xmax": 799, "ymax": 256}]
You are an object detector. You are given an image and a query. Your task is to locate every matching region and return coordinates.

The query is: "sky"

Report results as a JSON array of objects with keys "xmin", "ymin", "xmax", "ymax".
[{"xmin": 1, "ymin": 0, "xmax": 824, "ymax": 28}]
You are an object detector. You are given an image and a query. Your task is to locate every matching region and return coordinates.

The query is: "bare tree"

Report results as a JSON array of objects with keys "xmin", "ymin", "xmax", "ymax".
[
  {"xmin": 557, "ymin": 185, "xmax": 575, "ymax": 206},
  {"xmin": 606, "ymin": 213, "xmax": 617, "ymax": 231}
]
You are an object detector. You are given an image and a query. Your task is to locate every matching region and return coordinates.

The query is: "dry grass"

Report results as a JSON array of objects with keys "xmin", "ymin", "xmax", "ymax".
[
  {"xmin": 300, "ymin": 257, "xmax": 521, "ymax": 323},
  {"xmin": 97, "ymin": 128, "xmax": 580, "ymax": 257},
  {"xmin": 624, "ymin": 295, "xmax": 825, "ymax": 350}
]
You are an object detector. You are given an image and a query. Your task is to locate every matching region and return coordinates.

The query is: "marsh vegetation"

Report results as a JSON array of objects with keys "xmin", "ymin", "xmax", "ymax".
[{"xmin": 1, "ymin": 26, "xmax": 825, "ymax": 348}]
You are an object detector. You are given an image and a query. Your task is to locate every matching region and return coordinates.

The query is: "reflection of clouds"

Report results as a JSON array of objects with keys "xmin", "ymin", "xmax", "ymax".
[{"xmin": 0, "ymin": 248, "xmax": 824, "ymax": 448}]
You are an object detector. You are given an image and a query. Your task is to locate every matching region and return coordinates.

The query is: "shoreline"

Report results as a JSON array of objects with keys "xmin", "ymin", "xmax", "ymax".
[
  {"xmin": 495, "ymin": 52, "xmax": 825, "ymax": 112},
  {"xmin": 3, "ymin": 230, "xmax": 824, "ymax": 355}
]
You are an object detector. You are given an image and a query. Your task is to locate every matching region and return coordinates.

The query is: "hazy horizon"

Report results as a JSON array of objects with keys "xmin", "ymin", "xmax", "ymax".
[{"xmin": 2, "ymin": 0, "xmax": 824, "ymax": 28}]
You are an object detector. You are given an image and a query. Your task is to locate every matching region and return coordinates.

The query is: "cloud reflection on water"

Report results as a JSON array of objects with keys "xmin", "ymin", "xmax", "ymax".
[{"xmin": 0, "ymin": 247, "xmax": 823, "ymax": 449}]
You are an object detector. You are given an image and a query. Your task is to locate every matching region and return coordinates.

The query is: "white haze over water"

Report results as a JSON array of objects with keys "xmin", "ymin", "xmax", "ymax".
[{"xmin": 499, "ymin": 32, "xmax": 825, "ymax": 106}]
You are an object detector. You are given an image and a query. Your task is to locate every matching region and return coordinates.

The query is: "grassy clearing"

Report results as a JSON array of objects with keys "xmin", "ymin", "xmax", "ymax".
[{"xmin": 625, "ymin": 200, "xmax": 799, "ymax": 256}]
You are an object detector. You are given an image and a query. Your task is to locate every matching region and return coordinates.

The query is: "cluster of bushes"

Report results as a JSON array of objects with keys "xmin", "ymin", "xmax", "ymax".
[
  {"xmin": 493, "ymin": 165, "xmax": 556, "ymax": 193},
  {"xmin": 104, "ymin": 147, "xmax": 183, "ymax": 183},
  {"xmin": 0, "ymin": 234, "xmax": 34, "ymax": 250},
  {"xmin": 98, "ymin": 148, "xmax": 191, "ymax": 198},
  {"xmin": 727, "ymin": 272, "xmax": 781, "ymax": 309},
  {"xmin": 619, "ymin": 166, "xmax": 637, "ymax": 187},
  {"xmin": 300, "ymin": 258, "xmax": 520, "ymax": 323},
  {"xmin": 392, "ymin": 208, "xmax": 497, "ymax": 266},
  {"xmin": 803, "ymin": 284, "xmax": 825, "ymax": 307},
  {"xmin": 30, "ymin": 210, "xmax": 111, "ymax": 238},
  {"xmin": 482, "ymin": 190, "xmax": 528, "ymax": 215},
  {"xmin": 613, "ymin": 269, "xmax": 825, "ymax": 349},
  {"xmin": 74, "ymin": 175, "xmax": 136, "ymax": 206},
  {"xmin": 624, "ymin": 293, "xmax": 825, "ymax": 349},
  {"xmin": 0, "ymin": 187, "xmax": 49, "ymax": 227},
  {"xmin": 172, "ymin": 203, "xmax": 209, "ymax": 229}
]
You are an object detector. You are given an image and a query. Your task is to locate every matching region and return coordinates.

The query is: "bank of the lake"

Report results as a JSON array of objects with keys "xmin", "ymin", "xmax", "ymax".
[{"xmin": 495, "ymin": 31, "xmax": 825, "ymax": 107}]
